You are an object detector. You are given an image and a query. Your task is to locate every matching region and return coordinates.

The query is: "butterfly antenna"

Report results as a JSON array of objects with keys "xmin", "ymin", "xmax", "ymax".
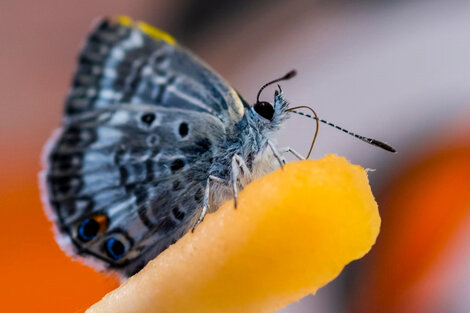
[
  {"xmin": 286, "ymin": 106, "xmax": 320, "ymax": 159},
  {"xmin": 288, "ymin": 108, "xmax": 396, "ymax": 153},
  {"xmin": 256, "ymin": 70, "xmax": 297, "ymax": 103}
]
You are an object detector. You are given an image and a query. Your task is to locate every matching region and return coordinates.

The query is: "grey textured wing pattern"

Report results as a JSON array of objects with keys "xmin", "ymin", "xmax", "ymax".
[
  {"xmin": 43, "ymin": 17, "xmax": 240, "ymax": 277},
  {"xmin": 45, "ymin": 105, "xmax": 225, "ymax": 276},
  {"xmin": 65, "ymin": 18, "xmax": 246, "ymax": 123}
]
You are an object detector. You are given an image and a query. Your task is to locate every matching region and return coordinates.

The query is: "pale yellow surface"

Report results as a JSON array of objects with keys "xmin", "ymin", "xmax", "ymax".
[{"xmin": 87, "ymin": 154, "xmax": 380, "ymax": 313}]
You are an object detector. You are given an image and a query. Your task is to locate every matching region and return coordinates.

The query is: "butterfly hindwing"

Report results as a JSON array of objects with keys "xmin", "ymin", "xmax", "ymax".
[{"xmin": 46, "ymin": 101, "xmax": 226, "ymax": 276}]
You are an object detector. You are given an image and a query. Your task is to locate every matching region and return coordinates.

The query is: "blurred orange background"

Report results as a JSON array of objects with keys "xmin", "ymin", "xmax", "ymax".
[{"xmin": 1, "ymin": 0, "xmax": 469, "ymax": 312}]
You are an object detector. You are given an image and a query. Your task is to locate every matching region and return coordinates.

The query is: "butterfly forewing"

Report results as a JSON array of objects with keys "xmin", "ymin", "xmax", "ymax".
[{"xmin": 65, "ymin": 18, "xmax": 245, "ymax": 122}]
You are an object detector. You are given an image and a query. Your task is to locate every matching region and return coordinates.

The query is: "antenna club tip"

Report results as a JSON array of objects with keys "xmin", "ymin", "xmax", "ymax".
[
  {"xmin": 371, "ymin": 139, "xmax": 396, "ymax": 153},
  {"xmin": 383, "ymin": 144, "xmax": 397, "ymax": 153},
  {"xmin": 284, "ymin": 70, "xmax": 297, "ymax": 79}
]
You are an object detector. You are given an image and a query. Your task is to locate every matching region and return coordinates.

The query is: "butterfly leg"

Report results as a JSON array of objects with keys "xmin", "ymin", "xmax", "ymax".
[
  {"xmin": 280, "ymin": 147, "xmax": 305, "ymax": 160},
  {"xmin": 192, "ymin": 175, "xmax": 227, "ymax": 232},
  {"xmin": 231, "ymin": 154, "xmax": 251, "ymax": 208},
  {"xmin": 267, "ymin": 139, "xmax": 285, "ymax": 168}
]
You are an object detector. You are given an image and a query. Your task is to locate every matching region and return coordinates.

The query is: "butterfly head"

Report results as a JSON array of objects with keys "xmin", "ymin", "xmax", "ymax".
[
  {"xmin": 251, "ymin": 87, "xmax": 289, "ymax": 127},
  {"xmin": 250, "ymin": 70, "xmax": 296, "ymax": 129}
]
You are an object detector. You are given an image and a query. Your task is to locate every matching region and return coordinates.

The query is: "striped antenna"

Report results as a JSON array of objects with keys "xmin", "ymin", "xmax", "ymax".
[{"xmin": 288, "ymin": 109, "xmax": 396, "ymax": 153}]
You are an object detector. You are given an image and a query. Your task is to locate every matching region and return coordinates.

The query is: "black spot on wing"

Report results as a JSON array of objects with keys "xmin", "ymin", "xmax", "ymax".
[
  {"xmin": 78, "ymin": 218, "xmax": 101, "ymax": 242},
  {"xmin": 77, "ymin": 214, "xmax": 108, "ymax": 242},
  {"xmin": 141, "ymin": 113, "xmax": 156, "ymax": 125},
  {"xmin": 178, "ymin": 122, "xmax": 189, "ymax": 138},
  {"xmin": 172, "ymin": 206, "xmax": 185, "ymax": 221},
  {"xmin": 105, "ymin": 237, "xmax": 126, "ymax": 260},
  {"xmin": 170, "ymin": 159, "xmax": 185, "ymax": 172},
  {"xmin": 196, "ymin": 138, "xmax": 211, "ymax": 151}
]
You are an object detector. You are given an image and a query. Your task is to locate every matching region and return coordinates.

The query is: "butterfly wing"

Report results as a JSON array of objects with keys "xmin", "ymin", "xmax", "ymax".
[
  {"xmin": 42, "ymin": 17, "xmax": 240, "ymax": 277},
  {"xmin": 65, "ymin": 17, "xmax": 246, "ymax": 122},
  {"xmin": 43, "ymin": 104, "xmax": 225, "ymax": 277}
]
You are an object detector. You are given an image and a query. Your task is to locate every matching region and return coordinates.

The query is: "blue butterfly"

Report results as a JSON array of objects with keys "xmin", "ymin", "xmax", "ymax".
[{"xmin": 41, "ymin": 16, "xmax": 394, "ymax": 278}]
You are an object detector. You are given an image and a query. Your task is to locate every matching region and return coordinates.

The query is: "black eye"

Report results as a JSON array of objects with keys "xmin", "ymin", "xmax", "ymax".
[
  {"xmin": 253, "ymin": 101, "xmax": 274, "ymax": 120},
  {"xmin": 105, "ymin": 237, "xmax": 126, "ymax": 260}
]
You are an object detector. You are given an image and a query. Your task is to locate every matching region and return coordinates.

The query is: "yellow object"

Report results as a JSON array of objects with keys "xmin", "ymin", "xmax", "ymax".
[
  {"xmin": 117, "ymin": 16, "xmax": 132, "ymax": 27},
  {"xmin": 116, "ymin": 16, "xmax": 176, "ymax": 45},
  {"xmin": 87, "ymin": 154, "xmax": 380, "ymax": 313},
  {"xmin": 137, "ymin": 21, "xmax": 176, "ymax": 45}
]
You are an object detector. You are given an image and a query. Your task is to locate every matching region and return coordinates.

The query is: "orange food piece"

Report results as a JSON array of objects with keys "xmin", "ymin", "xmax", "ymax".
[{"xmin": 87, "ymin": 154, "xmax": 380, "ymax": 313}]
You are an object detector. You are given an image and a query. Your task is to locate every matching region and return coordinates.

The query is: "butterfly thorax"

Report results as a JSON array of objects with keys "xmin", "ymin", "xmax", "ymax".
[{"xmin": 207, "ymin": 107, "xmax": 284, "ymax": 210}]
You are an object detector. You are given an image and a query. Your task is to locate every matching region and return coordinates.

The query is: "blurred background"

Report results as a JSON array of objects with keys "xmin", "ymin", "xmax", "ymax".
[{"xmin": 1, "ymin": 0, "xmax": 469, "ymax": 312}]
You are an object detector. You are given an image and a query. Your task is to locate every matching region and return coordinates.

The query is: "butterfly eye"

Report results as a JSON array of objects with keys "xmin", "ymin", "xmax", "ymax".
[
  {"xmin": 253, "ymin": 101, "xmax": 275, "ymax": 121},
  {"xmin": 77, "ymin": 215, "xmax": 108, "ymax": 242},
  {"xmin": 105, "ymin": 237, "xmax": 126, "ymax": 260}
]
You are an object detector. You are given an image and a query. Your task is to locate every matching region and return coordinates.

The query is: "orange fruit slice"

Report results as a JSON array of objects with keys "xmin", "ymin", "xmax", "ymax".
[{"xmin": 87, "ymin": 154, "xmax": 380, "ymax": 313}]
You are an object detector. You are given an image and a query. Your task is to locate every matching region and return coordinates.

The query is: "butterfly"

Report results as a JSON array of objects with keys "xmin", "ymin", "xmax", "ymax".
[{"xmin": 41, "ymin": 16, "xmax": 395, "ymax": 278}]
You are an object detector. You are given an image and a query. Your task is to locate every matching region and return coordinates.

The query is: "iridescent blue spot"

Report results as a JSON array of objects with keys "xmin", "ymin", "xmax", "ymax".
[
  {"xmin": 78, "ymin": 218, "xmax": 99, "ymax": 242},
  {"xmin": 105, "ymin": 237, "xmax": 126, "ymax": 260}
]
